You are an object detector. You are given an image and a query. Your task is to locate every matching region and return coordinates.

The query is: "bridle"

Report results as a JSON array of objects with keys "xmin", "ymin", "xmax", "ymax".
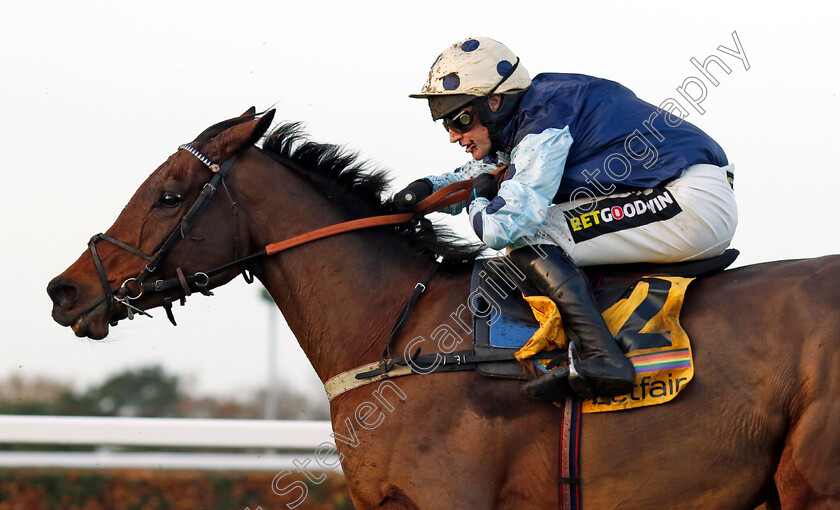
[
  {"xmin": 87, "ymin": 143, "xmax": 240, "ymax": 326},
  {"xmin": 87, "ymin": 140, "xmax": 503, "ymax": 327}
]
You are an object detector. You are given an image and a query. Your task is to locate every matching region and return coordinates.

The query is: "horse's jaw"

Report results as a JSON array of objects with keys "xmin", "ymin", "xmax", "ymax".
[
  {"xmin": 70, "ymin": 303, "xmax": 112, "ymax": 340},
  {"xmin": 50, "ymin": 294, "xmax": 114, "ymax": 340}
]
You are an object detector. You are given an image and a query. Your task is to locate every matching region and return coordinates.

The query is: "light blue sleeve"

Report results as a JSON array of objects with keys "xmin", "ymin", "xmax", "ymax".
[
  {"xmin": 424, "ymin": 158, "xmax": 501, "ymax": 215},
  {"xmin": 468, "ymin": 127, "xmax": 573, "ymax": 249}
]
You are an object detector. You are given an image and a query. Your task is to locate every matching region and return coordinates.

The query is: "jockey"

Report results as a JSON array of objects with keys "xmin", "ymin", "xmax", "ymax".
[{"xmin": 393, "ymin": 36, "xmax": 738, "ymax": 402}]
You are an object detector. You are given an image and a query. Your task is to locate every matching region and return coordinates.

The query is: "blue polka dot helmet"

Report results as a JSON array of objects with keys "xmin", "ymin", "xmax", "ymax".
[{"xmin": 410, "ymin": 37, "xmax": 531, "ymax": 120}]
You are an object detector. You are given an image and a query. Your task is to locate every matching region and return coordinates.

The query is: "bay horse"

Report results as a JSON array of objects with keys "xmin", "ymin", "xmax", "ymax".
[{"xmin": 48, "ymin": 109, "xmax": 840, "ymax": 509}]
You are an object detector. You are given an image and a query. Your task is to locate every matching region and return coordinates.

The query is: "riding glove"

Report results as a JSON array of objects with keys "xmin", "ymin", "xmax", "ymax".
[
  {"xmin": 392, "ymin": 178, "xmax": 433, "ymax": 212},
  {"xmin": 472, "ymin": 171, "xmax": 503, "ymax": 201}
]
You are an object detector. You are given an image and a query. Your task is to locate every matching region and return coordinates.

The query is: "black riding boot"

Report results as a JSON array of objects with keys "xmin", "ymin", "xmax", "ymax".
[{"xmin": 509, "ymin": 245, "xmax": 636, "ymax": 402}]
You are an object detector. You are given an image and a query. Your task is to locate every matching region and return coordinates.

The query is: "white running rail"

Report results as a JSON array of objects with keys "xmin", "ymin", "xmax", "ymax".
[
  {"xmin": 1, "ymin": 415, "xmax": 334, "ymax": 448},
  {"xmin": 0, "ymin": 415, "xmax": 339, "ymax": 471}
]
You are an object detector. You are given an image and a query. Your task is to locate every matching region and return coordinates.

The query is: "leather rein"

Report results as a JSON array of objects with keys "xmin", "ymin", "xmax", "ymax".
[{"xmin": 88, "ymin": 142, "xmax": 497, "ymax": 327}]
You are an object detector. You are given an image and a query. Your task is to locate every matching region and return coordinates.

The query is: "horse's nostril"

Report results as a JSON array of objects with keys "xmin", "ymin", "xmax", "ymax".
[{"xmin": 47, "ymin": 279, "xmax": 79, "ymax": 308}]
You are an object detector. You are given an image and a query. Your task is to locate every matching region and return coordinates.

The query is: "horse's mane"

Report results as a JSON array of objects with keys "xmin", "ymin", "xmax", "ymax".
[{"xmin": 260, "ymin": 122, "xmax": 483, "ymax": 263}]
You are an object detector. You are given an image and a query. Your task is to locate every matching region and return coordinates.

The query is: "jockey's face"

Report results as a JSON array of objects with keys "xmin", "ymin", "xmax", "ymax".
[
  {"xmin": 444, "ymin": 95, "xmax": 502, "ymax": 161},
  {"xmin": 447, "ymin": 107, "xmax": 492, "ymax": 160}
]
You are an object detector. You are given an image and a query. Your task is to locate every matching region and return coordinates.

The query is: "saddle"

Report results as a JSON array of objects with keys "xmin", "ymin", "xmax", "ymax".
[{"xmin": 452, "ymin": 248, "xmax": 738, "ymax": 380}]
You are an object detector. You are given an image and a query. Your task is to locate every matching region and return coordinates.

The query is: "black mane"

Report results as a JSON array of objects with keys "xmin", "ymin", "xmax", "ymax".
[{"xmin": 260, "ymin": 122, "xmax": 483, "ymax": 262}]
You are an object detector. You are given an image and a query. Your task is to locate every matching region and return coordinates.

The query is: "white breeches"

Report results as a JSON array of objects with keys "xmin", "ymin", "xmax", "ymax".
[{"xmin": 513, "ymin": 164, "xmax": 738, "ymax": 267}]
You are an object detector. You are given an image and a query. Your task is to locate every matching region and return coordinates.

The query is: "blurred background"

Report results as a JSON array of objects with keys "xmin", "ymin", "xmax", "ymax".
[{"xmin": 1, "ymin": 1, "xmax": 838, "ymax": 507}]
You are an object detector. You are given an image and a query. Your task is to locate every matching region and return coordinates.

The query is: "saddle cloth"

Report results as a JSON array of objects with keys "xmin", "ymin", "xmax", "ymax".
[{"xmin": 471, "ymin": 249, "xmax": 739, "ymax": 413}]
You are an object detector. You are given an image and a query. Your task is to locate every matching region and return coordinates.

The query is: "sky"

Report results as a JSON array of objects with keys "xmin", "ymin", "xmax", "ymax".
[{"xmin": 2, "ymin": 1, "xmax": 838, "ymax": 404}]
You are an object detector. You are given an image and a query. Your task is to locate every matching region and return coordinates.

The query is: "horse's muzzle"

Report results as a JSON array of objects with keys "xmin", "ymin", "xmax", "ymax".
[
  {"xmin": 47, "ymin": 277, "xmax": 79, "ymax": 311},
  {"xmin": 47, "ymin": 276, "xmax": 112, "ymax": 339}
]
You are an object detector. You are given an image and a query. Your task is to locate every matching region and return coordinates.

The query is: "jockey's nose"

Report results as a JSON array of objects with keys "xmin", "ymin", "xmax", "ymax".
[
  {"xmin": 449, "ymin": 129, "xmax": 462, "ymax": 144},
  {"xmin": 47, "ymin": 277, "xmax": 79, "ymax": 310}
]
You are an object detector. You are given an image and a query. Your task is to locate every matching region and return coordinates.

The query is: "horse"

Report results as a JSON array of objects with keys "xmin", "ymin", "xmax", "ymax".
[{"xmin": 48, "ymin": 108, "xmax": 840, "ymax": 509}]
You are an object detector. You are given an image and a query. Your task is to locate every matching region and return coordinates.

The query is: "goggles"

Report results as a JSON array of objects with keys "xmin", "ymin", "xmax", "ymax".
[{"xmin": 442, "ymin": 109, "xmax": 477, "ymax": 133}]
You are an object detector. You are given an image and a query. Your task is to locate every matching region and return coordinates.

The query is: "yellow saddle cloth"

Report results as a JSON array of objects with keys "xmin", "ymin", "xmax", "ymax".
[{"xmin": 516, "ymin": 276, "xmax": 695, "ymax": 414}]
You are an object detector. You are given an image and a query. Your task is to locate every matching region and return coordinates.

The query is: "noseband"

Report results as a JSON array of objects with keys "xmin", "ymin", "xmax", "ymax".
[{"xmin": 87, "ymin": 144, "xmax": 238, "ymax": 326}]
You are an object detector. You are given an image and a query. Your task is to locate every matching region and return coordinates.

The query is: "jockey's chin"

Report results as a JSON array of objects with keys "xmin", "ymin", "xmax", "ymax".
[
  {"xmin": 450, "ymin": 123, "xmax": 492, "ymax": 161},
  {"xmin": 467, "ymin": 141, "xmax": 492, "ymax": 160}
]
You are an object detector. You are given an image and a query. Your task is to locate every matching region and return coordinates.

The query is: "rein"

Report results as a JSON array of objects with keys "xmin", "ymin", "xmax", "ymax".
[
  {"xmin": 90, "ymin": 141, "xmax": 503, "ymax": 326},
  {"xmin": 135, "ymin": 167, "xmax": 489, "ymax": 297}
]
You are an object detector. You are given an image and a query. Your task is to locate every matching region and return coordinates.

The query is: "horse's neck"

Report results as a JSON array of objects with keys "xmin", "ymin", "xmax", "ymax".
[{"xmin": 236, "ymin": 155, "xmax": 430, "ymax": 383}]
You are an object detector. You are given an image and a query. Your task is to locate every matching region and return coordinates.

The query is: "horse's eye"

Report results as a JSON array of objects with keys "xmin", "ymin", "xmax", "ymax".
[{"xmin": 160, "ymin": 193, "xmax": 183, "ymax": 208}]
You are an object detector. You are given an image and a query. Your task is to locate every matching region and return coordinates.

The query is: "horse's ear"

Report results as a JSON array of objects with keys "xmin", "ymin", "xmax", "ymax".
[
  {"xmin": 241, "ymin": 106, "xmax": 257, "ymax": 117},
  {"xmin": 247, "ymin": 109, "xmax": 275, "ymax": 146},
  {"xmin": 195, "ymin": 111, "xmax": 255, "ymax": 143},
  {"xmin": 210, "ymin": 109, "xmax": 276, "ymax": 160}
]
